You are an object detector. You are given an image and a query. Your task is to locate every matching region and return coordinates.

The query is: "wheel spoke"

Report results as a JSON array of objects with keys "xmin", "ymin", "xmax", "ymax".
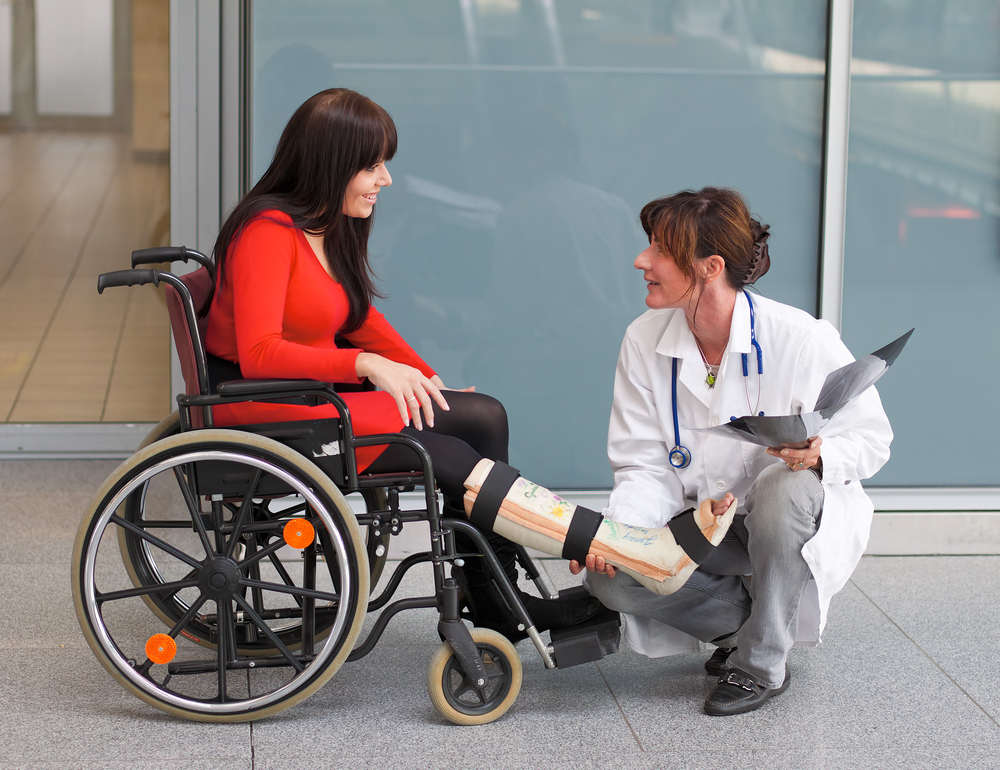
[
  {"xmin": 137, "ymin": 592, "xmax": 210, "ymax": 676},
  {"xmin": 242, "ymin": 538, "xmax": 267, "ymax": 617},
  {"xmin": 232, "ymin": 594, "xmax": 305, "ymax": 673},
  {"xmin": 165, "ymin": 591, "xmax": 210, "ymax": 641},
  {"xmin": 216, "ymin": 598, "xmax": 232, "ymax": 702},
  {"xmin": 237, "ymin": 540, "xmax": 309, "ymax": 611},
  {"xmin": 235, "ymin": 537, "xmax": 285, "ymax": 571},
  {"xmin": 453, "ymin": 679, "xmax": 484, "ymax": 704},
  {"xmin": 110, "ymin": 514, "xmax": 204, "ymax": 570},
  {"xmin": 98, "ymin": 578, "xmax": 200, "ymax": 604},
  {"xmin": 224, "ymin": 469, "xmax": 263, "ymax": 559},
  {"xmin": 240, "ymin": 578, "xmax": 341, "ymax": 604},
  {"xmin": 172, "ymin": 465, "xmax": 215, "ymax": 558},
  {"xmin": 486, "ymin": 669, "xmax": 506, "ymax": 688},
  {"xmin": 266, "ymin": 548, "xmax": 306, "ymax": 609}
]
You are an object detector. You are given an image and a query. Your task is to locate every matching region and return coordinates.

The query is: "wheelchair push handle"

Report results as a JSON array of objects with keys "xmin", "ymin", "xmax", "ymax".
[
  {"xmin": 131, "ymin": 245, "xmax": 213, "ymax": 271},
  {"xmin": 97, "ymin": 269, "xmax": 161, "ymax": 293}
]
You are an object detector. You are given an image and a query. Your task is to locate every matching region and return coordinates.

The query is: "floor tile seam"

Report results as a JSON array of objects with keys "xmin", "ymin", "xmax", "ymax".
[
  {"xmin": 594, "ymin": 660, "xmax": 646, "ymax": 752},
  {"xmin": 0, "ymin": 136, "xmax": 89, "ymax": 293},
  {"xmin": 256, "ymin": 740, "xmax": 1000, "ymax": 757},
  {"xmin": 849, "ymin": 576, "xmax": 1000, "ymax": 729},
  {"xmin": 247, "ymin": 750, "xmax": 652, "ymax": 760},
  {"xmin": 0, "ymin": 561, "xmax": 74, "ymax": 566},
  {"xmin": 6, "ymin": 141, "xmax": 127, "ymax": 422}
]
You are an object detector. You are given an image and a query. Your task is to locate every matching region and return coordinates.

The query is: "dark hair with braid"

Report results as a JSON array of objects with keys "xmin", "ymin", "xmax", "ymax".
[
  {"xmin": 212, "ymin": 88, "xmax": 396, "ymax": 331},
  {"xmin": 639, "ymin": 186, "xmax": 771, "ymax": 304}
]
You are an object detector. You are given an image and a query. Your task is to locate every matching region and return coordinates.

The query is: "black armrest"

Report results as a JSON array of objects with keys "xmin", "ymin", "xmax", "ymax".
[{"xmin": 216, "ymin": 379, "xmax": 331, "ymax": 396}]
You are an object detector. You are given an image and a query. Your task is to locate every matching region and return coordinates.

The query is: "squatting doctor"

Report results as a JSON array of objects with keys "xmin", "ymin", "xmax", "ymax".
[{"xmin": 575, "ymin": 187, "xmax": 893, "ymax": 716}]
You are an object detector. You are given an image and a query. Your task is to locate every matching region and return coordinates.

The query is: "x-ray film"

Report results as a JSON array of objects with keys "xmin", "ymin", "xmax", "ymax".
[{"xmin": 703, "ymin": 329, "xmax": 913, "ymax": 448}]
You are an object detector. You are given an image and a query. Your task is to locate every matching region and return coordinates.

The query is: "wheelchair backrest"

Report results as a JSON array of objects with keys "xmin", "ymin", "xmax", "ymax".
[{"xmin": 163, "ymin": 267, "xmax": 214, "ymax": 428}]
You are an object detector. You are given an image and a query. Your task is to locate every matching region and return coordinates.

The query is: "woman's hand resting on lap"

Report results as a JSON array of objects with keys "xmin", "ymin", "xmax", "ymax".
[
  {"xmin": 355, "ymin": 352, "xmax": 450, "ymax": 430},
  {"xmin": 568, "ymin": 492, "xmax": 736, "ymax": 578}
]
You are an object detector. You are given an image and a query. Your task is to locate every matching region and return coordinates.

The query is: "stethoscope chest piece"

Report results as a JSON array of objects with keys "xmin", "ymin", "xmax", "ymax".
[{"xmin": 669, "ymin": 445, "xmax": 692, "ymax": 469}]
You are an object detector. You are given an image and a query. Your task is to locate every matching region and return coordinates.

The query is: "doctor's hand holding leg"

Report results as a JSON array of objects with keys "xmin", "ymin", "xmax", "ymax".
[{"xmin": 568, "ymin": 493, "xmax": 736, "ymax": 578}]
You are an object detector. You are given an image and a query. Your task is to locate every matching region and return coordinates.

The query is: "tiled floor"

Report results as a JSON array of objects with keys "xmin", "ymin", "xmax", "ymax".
[
  {"xmin": 0, "ymin": 131, "xmax": 171, "ymax": 424},
  {"xmin": 3, "ymin": 458, "xmax": 999, "ymax": 769}
]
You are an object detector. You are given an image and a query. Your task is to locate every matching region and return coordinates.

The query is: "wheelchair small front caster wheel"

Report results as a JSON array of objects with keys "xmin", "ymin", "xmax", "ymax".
[{"xmin": 427, "ymin": 628, "xmax": 522, "ymax": 725}]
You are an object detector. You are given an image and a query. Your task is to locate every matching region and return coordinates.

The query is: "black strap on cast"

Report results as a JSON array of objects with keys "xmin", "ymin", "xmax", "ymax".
[
  {"xmin": 667, "ymin": 508, "xmax": 716, "ymax": 564},
  {"xmin": 468, "ymin": 461, "xmax": 521, "ymax": 531},
  {"xmin": 561, "ymin": 506, "xmax": 604, "ymax": 563}
]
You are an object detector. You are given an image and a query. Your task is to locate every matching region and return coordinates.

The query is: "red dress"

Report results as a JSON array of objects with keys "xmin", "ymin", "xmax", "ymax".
[{"xmin": 205, "ymin": 211, "xmax": 436, "ymax": 471}]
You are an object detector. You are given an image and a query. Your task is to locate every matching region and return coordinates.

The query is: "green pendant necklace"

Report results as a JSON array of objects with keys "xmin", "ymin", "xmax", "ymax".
[{"xmin": 697, "ymin": 340, "xmax": 725, "ymax": 389}]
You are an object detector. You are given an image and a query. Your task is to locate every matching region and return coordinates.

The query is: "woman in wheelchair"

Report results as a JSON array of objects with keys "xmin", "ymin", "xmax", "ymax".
[
  {"xmin": 204, "ymin": 88, "xmax": 735, "ymax": 642},
  {"xmin": 204, "ymin": 88, "xmax": 606, "ymax": 641}
]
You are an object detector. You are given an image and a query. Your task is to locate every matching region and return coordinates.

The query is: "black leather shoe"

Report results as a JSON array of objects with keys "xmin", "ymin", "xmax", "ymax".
[
  {"xmin": 704, "ymin": 667, "xmax": 790, "ymax": 716},
  {"xmin": 704, "ymin": 646, "xmax": 736, "ymax": 676}
]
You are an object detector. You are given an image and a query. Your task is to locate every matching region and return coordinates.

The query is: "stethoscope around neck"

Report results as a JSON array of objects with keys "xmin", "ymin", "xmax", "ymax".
[{"xmin": 669, "ymin": 290, "xmax": 763, "ymax": 469}]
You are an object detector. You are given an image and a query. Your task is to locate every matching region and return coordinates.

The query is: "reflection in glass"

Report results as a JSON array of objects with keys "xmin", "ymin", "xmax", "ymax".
[
  {"xmin": 843, "ymin": 0, "xmax": 1000, "ymax": 486},
  {"xmin": 251, "ymin": 0, "xmax": 828, "ymax": 487}
]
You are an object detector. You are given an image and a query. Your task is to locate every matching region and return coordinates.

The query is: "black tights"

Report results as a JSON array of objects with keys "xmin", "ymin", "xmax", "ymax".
[
  {"xmin": 366, "ymin": 390, "xmax": 603, "ymax": 633},
  {"xmin": 363, "ymin": 390, "xmax": 509, "ymax": 501}
]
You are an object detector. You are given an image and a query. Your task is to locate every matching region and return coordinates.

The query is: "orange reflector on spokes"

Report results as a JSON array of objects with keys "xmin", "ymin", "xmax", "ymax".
[
  {"xmin": 284, "ymin": 518, "xmax": 315, "ymax": 549},
  {"xmin": 146, "ymin": 633, "xmax": 177, "ymax": 665}
]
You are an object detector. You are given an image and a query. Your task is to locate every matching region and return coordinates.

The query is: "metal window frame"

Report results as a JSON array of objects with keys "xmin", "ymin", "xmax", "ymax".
[{"xmin": 818, "ymin": 0, "xmax": 852, "ymax": 328}]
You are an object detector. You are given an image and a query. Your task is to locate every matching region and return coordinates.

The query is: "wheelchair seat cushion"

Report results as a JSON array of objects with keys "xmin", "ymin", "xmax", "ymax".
[{"xmin": 212, "ymin": 391, "xmax": 404, "ymax": 472}]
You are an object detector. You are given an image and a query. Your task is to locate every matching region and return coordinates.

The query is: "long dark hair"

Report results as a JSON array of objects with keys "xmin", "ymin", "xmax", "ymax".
[{"xmin": 212, "ymin": 88, "xmax": 397, "ymax": 331}]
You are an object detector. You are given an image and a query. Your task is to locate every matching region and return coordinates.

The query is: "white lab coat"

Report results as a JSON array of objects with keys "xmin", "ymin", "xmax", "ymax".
[{"xmin": 604, "ymin": 291, "xmax": 892, "ymax": 657}]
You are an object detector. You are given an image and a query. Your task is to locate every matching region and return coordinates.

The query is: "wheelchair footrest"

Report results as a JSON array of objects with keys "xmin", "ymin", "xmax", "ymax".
[{"xmin": 548, "ymin": 587, "xmax": 621, "ymax": 669}]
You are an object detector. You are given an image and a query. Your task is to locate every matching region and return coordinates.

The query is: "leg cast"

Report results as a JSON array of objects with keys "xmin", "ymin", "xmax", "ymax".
[{"xmin": 463, "ymin": 459, "xmax": 738, "ymax": 596}]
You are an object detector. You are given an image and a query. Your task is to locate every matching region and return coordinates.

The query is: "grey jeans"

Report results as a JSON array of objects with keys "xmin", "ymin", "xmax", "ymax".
[{"xmin": 587, "ymin": 462, "xmax": 824, "ymax": 689}]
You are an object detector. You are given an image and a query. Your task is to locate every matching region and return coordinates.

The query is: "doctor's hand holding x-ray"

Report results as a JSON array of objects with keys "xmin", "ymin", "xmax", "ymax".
[{"xmin": 768, "ymin": 435, "xmax": 823, "ymax": 472}]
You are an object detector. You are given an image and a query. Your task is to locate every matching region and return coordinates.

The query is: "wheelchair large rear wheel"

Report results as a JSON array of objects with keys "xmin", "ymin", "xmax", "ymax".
[
  {"xmin": 73, "ymin": 429, "xmax": 369, "ymax": 721},
  {"xmin": 117, "ymin": 414, "xmax": 389, "ymax": 653}
]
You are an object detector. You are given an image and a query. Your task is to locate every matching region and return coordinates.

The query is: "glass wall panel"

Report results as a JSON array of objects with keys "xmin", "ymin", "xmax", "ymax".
[
  {"xmin": 843, "ymin": 0, "xmax": 1000, "ymax": 486},
  {"xmin": 251, "ymin": 0, "xmax": 828, "ymax": 487},
  {"xmin": 0, "ymin": 0, "xmax": 171, "ymax": 426}
]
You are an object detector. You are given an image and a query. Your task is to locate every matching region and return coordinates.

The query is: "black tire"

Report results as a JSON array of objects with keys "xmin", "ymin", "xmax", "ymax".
[
  {"xmin": 427, "ymin": 629, "xmax": 522, "ymax": 725},
  {"xmin": 72, "ymin": 430, "xmax": 369, "ymax": 722}
]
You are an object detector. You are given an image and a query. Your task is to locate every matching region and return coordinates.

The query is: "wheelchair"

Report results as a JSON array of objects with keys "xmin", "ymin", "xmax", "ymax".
[{"xmin": 72, "ymin": 246, "xmax": 620, "ymax": 724}]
